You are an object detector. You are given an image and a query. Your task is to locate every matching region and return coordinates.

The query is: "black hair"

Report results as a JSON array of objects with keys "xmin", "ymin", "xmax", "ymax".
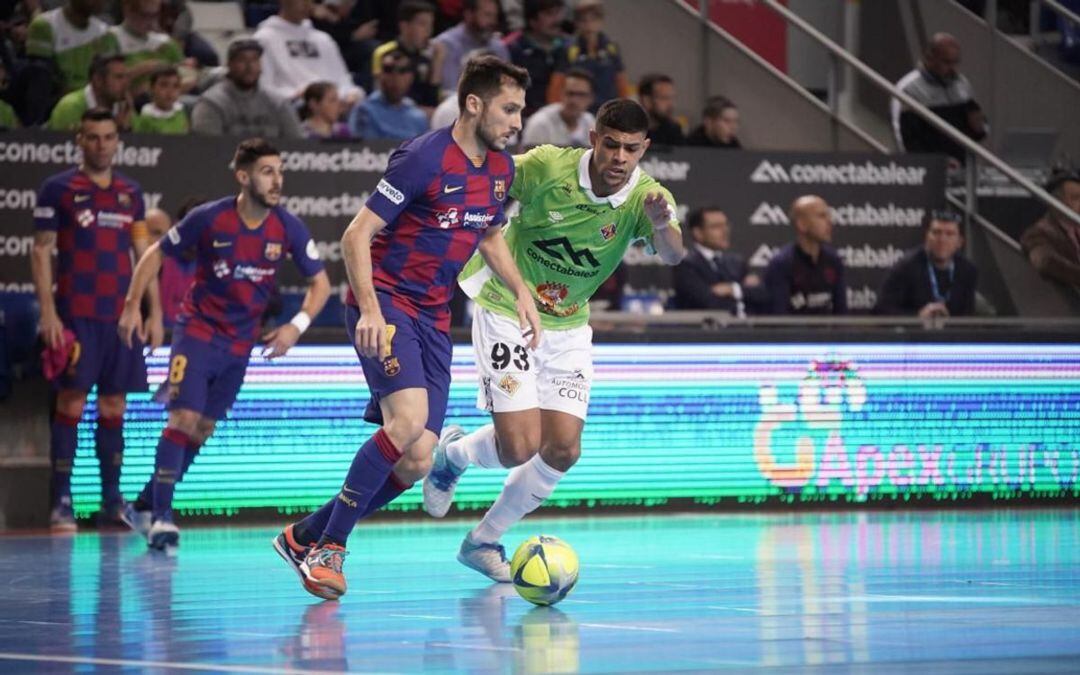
[
  {"xmin": 563, "ymin": 66, "xmax": 594, "ymax": 89},
  {"xmin": 232, "ymin": 137, "xmax": 280, "ymax": 170},
  {"xmin": 398, "ymin": 0, "xmax": 435, "ymax": 22},
  {"xmin": 89, "ymin": 53, "xmax": 125, "ymax": 80},
  {"xmin": 702, "ymin": 95, "xmax": 736, "ymax": 119},
  {"xmin": 525, "ymin": 0, "xmax": 564, "ymax": 23},
  {"xmin": 149, "ymin": 65, "xmax": 180, "ymax": 86},
  {"xmin": 457, "ymin": 54, "xmax": 530, "ymax": 112},
  {"xmin": 687, "ymin": 206, "xmax": 725, "ymax": 230},
  {"xmin": 638, "ymin": 73, "xmax": 673, "ymax": 99},
  {"xmin": 80, "ymin": 107, "xmax": 116, "ymax": 126},
  {"xmin": 925, "ymin": 209, "xmax": 965, "ymax": 236},
  {"xmin": 594, "ymin": 98, "xmax": 649, "ymax": 135},
  {"xmin": 1046, "ymin": 168, "xmax": 1080, "ymax": 194},
  {"xmin": 300, "ymin": 81, "xmax": 335, "ymax": 120}
]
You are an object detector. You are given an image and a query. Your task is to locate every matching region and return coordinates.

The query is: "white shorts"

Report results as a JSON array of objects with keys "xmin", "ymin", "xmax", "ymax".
[{"xmin": 471, "ymin": 305, "xmax": 594, "ymax": 420}]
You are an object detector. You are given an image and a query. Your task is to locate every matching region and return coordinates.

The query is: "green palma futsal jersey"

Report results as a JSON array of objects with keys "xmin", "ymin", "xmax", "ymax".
[{"xmin": 459, "ymin": 144, "xmax": 680, "ymax": 330}]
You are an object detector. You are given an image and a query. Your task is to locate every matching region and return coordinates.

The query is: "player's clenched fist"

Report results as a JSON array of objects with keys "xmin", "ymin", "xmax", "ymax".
[{"xmin": 354, "ymin": 311, "xmax": 388, "ymax": 359}]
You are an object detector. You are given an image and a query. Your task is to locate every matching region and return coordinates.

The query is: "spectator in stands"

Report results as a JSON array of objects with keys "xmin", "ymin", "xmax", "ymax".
[
  {"xmin": 638, "ymin": 73, "xmax": 683, "ymax": 146},
  {"xmin": 0, "ymin": 61, "xmax": 18, "ymax": 129},
  {"xmin": 48, "ymin": 53, "xmax": 133, "ymax": 131},
  {"xmin": 673, "ymin": 207, "xmax": 763, "ymax": 316},
  {"xmin": 254, "ymin": 0, "xmax": 364, "ymax": 108},
  {"xmin": 1021, "ymin": 168, "xmax": 1080, "ymax": 289},
  {"xmin": 432, "ymin": 0, "xmax": 509, "ymax": 94},
  {"xmin": 349, "ymin": 47, "xmax": 428, "ymax": 140},
  {"xmin": 132, "ymin": 65, "xmax": 187, "ymax": 134},
  {"xmin": 300, "ymin": 80, "xmax": 352, "ymax": 138},
  {"xmin": 25, "ymin": 0, "xmax": 112, "ymax": 94},
  {"xmin": 505, "ymin": 0, "xmax": 566, "ymax": 117},
  {"xmin": 547, "ymin": 0, "xmax": 629, "ymax": 112},
  {"xmin": 159, "ymin": 0, "xmax": 218, "ymax": 68},
  {"xmin": 190, "ymin": 39, "xmax": 303, "ymax": 138},
  {"xmin": 370, "ymin": 1, "xmax": 440, "ymax": 110},
  {"xmin": 687, "ymin": 95, "xmax": 741, "ymax": 149},
  {"xmin": 764, "ymin": 195, "xmax": 847, "ymax": 315},
  {"xmin": 520, "ymin": 66, "xmax": 592, "ymax": 148},
  {"xmin": 875, "ymin": 210, "xmax": 977, "ymax": 317},
  {"xmin": 892, "ymin": 32, "xmax": 987, "ymax": 165},
  {"xmin": 104, "ymin": 0, "xmax": 184, "ymax": 97}
]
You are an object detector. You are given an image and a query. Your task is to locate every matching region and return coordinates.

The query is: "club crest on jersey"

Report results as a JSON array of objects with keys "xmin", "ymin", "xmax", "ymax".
[
  {"xmin": 493, "ymin": 178, "xmax": 507, "ymax": 201},
  {"xmin": 600, "ymin": 223, "xmax": 617, "ymax": 241},
  {"xmin": 536, "ymin": 282, "xmax": 569, "ymax": 309},
  {"xmin": 76, "ymin": 209, "xmax": 95, "ymax": 228},
  {"xmin": 264, "ymin": 242, "xmax": 282, "ymax": 261},
  {"xmin": 383, "ymin": 356, "xmax": 401, "ymax": 376}
]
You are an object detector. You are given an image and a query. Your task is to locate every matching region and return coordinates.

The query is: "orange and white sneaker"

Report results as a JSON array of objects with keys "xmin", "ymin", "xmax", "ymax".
[
  {"xmin": 273, "ymin": 524, "xmax": 342, "ymax": 600},
  {"xmin": 300, "ymin": 543, "xmax": 349, "ymax": 600}
]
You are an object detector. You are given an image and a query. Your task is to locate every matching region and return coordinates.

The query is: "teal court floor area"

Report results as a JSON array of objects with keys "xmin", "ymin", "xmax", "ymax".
[{"xmin": 0, "ymin": 509, "xmax": 1078, "ymax": 673}]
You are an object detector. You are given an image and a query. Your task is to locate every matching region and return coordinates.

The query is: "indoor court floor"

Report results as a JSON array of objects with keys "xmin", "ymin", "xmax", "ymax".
[{"xmin": 0, "ymin": 509, "xmax": 1077, "ymax": 673}]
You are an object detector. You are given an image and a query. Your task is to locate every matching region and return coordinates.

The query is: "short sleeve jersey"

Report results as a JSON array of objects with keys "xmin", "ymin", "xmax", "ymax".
[
  {"xmin": 347, "ymin": 125, "xmax": 515, "ymax": 333},
  {"xmin": 458, "ymin": 145, "xmax": 680, "ymax": 330},
  {"xmin": 34, "ymin": 168, "xmax": 146, "ymax": 322},
  {"xmin": 159, "ymin": 196, "xmax": 325, "ymax": 356},
  {"xmin": 26, "ymin": 9, "xmax": 114, "ymax": 93}
]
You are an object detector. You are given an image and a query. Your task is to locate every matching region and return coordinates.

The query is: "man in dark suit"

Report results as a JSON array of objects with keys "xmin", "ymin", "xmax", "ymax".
[
  {"xmin": 672, "ymin": 207, "xmax": 762, "ymax": 315},
  {"xmin": 1021, "ymin": 169, "xmax": 1080, "ymax": 290},
  {"xmin": 875, "ymin": 210, "xmax": 978, "ymax": 318}
]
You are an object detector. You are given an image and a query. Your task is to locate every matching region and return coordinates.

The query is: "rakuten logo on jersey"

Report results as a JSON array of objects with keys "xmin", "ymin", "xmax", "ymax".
[
  {"xmin": 750, "ymin": 201, "xmax": 925, "ymax": 228},
  {"xmin": 750, "ymin": 159, "xmax": 928, "ymax": 185}
]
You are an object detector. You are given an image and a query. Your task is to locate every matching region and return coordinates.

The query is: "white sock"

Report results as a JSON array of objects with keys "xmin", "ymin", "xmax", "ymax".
[
  {"xmin": 470, "ymin": 454, "xmax": 565, "ymax": 544},
  {"xmin": 446, "ymin": 424, "xmax": 503, "ymax": 469}
]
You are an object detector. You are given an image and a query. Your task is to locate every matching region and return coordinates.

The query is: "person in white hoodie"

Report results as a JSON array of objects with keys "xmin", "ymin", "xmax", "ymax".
[{"xmin": 254, "ymin": 0, "xmax": 364, "ymax": 108}]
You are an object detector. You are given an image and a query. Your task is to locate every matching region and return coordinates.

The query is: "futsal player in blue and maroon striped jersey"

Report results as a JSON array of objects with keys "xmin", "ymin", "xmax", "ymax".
[
  {"xmin": 273, "ymin": 55, "xmax": 543, "ymax": 601},
  {"xmin": 119, "ymin": 138, "xmax": 331, "ymax": 550},
  {"xmin": 31, "ymin": 108, "xmax": 162, "ymax": 533}
]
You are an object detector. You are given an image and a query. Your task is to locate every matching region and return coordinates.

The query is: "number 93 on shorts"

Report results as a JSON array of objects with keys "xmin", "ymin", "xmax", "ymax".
[{"xmin": 471, "ymin": 305, "xmax": 594, "ymax": 420}]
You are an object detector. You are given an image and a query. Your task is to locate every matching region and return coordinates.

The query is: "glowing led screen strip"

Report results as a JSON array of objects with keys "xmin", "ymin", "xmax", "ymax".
[{"xmin": 69, "ymin": 344, "xmax": 1080, "ymax": 516}]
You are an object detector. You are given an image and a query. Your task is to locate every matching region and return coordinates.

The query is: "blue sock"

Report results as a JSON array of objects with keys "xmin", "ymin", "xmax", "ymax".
[
  {"xmin": 151, "ymin": 428, "xmax": 189, "ymax": 522},
  {"xmin": 95, "ymin": 415, "xmax": 124, "ymax": 509},
  {"xmin": 295, "ymin": 473, "xmax": 411, "ymax": 547},
  {"xmin": 136, "ymin": 440, "xmax": 200, "ymax": 511},
  {"xmin": 50, "ymin": 412, "xmax": 80, "ymax": 509},
  {"xmin": 319, "ymin": 429, "xmax": 402, "ymax": 547}
]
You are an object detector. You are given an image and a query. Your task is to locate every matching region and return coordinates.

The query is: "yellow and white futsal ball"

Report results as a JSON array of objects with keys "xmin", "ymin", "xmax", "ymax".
[{"xmin": 510, "ymin": 535, "xmax": 579, "ymax": 606}]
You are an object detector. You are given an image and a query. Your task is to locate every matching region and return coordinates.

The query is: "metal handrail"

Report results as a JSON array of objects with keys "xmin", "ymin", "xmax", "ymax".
[
  {"xmin": 1042, "ymin": 0, "xmax": 1080, "ymax": 27},
  {"xmin": 758, "ymin": 0, "xmax": 1080, "ymax": 231}
]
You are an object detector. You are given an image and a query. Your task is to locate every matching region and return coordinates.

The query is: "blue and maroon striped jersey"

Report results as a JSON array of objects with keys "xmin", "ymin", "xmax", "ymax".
[
  {"xmin": 159, "ymin": 196, "xmax": 324, "ymax": 357},
  {"xmin": 346, "ymin": 125, "xmax": 515, "ymax": 333},
  {"xmin": 34, "ymin": 168, "xmax": 146, "ymax": 322}
]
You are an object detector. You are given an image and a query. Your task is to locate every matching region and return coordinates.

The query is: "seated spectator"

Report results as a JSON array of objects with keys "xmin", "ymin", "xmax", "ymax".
[
  {"xmin": 1021, "ymin": 169, "xmax": 1080, "ymax": 289},
  {"xmin": 0, "ymin": 62, "xmax": 18, "ymax": 129},
  {"xmin": 254, "ymin": 0, "xmax": 364, "ymax": 107},
  {"xmin": 687, "ymin": 95, "xmax": 741, "ymax": 149},
  {"xmin": 520, "ymin": 66, "xmax": 593, "ymax": 148},
  {"xmin": 132, "ymin": 65, "xmax": 187, "ymax": 134},
  {"xmin": 48, "ymin": 53, "xmax": 133, "ymax": 131},
  {"xmin": 190, "ymin": 39, "xmax": 303, "ymax": 138},
  {"xmin": 371, "ymin": 0, "xmax": 440, "ymax": 109},
  {"xmin": 672, "ymin": 207, "xmax": 763, "ymax": 316},
  {"xmin": 160, "ymin": 0, "xmax": 219, "ymax": 68},
  {"xmin": 104, "ymin": 0, "xmax": 184, "ymax": 97},
  {"xmin": 638, "ymin": 73, "xmax": 683, "ymax": 145},
  {"xmin": 349, "ymin": 48, "xmax": 428, "ymax": 140},
  {"xmin": 875, "ymin": 211, "xmax": 977, "ymax": 318},
  {"xmin": 891, "ymin": 32, "xmax": 986, "ymax": 165},
  {"xmin": 431, "ymin": 0, "xmax": 509, "ymax": 95},
  {"xmin": 505, "ymin": 0, "xmax": 566, "ymax": 117},
  {"xmin": 26, "ymin": 0, "xmax": 113, "ymax": 94},
  {"xmin": 547, "ymin": 0, "xmax": 629, "ymax": 112},
  {"xmin": 300, "ymin": 80, "xmax": 351, "ymax": 139},
  {"xmin": 764, "ymin": 195, "xmax": 847, "ymax": 314}
]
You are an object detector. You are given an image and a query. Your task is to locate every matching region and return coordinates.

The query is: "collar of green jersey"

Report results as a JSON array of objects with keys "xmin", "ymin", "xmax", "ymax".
[{"xmin": 576, "ymin": 149, "xmax": 642, "ymax": 208}]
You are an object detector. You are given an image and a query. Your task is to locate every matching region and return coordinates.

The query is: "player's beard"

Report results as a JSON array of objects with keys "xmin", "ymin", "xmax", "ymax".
[
  {"xmin": 476, "ymin": 108, "xmax": 509, "ymax": 152},
  {"xmin": 249, "ymin": 182, "xmax": 280, "ymax": 209}
]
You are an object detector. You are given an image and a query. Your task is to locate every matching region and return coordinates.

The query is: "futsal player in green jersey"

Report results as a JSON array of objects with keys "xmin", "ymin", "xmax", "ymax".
[{"xmin": 423, "ymin": 98, "xmax": 686, "ymax": 581}]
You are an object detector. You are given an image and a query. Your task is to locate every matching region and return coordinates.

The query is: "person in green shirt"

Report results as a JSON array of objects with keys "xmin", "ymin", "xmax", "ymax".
[
  {"xmin": 423, "ymin": 98, "xmax": 686, "ymax": 581},
  {"xmin": 47, "ymin": 53, "xmax": 132, "ymax": 132},
  {"xmin": 25, "ymin": 0, "xmax": 114, "ymax": 94},
  {"xmin": 102, "ymin": 0, "xmax": 185, "ymax": 96},
  {"xmin": 132, "ymin": 66, "xmax": 188, "ymax": 134},
  {"xmin": 0, "ymin": 62, "xmax": 18, "ymax": 129}
]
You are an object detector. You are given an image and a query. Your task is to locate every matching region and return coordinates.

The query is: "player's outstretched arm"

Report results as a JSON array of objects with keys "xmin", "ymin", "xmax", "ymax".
[
  {"xmin": 262, "ymin": 270, "xmax": 331, "ymax": 359},
  {"xmin": 644, "ymin": 192, "xmax": 686, "ymax": 266},
  {"xmin": 477, "ymin": 226, "xmax": 542, "ymax": 349},
  {"xmin": 118, "ymin": 241, "xmax": 164, "ymax": 348},
  {"xmin": 341, "ymin": 206, "xmax": 390, "ymax": 358},
  {"xmin": 30, "ymin": 231, "xmax": 64, "ymax": 349}
]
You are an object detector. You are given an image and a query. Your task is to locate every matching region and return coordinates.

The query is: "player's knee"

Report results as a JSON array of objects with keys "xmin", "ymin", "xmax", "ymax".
[
  {"xmin": 193, "ymin": 419, "xmax": 216, "ymax": 445},
  {"xmin": 96, "ymin": 394, "xmax": 127, "ymax": 419},
  {"xmin": 395, "ymin": 454, "xmax": 431, "ymax": 483},
  {"xmin": 540, "ymin": 439, "xmax": 580, "ymax": 472},
  {"xmin": 498, "ymin": 432, "xmax": 540, "ymax": 468},
  {"xmin": 166, "ymin": 409, "xmax": 201, "ymax": 436},
  {"xmin": 56, "ymin": 389, "xmax": 88, "ymax": 418},
  {"xmin": 383, "ymin": 416, "xmax": 427, "ymax": 450}
]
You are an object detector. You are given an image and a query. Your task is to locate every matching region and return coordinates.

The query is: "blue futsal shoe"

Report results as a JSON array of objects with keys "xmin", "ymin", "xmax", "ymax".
[
  {"xmin": 423, "ymin": 425, "xmax": 466, "ymax": 518},
  {"xmin": 457, "ymin": 534, "xmax": 511, "ymax": 583}
]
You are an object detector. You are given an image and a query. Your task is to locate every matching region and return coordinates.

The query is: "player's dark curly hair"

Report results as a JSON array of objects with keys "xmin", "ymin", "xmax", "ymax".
[
  {"xmin": 595, "ymin": 98, "xmax": 649, "ymax": 135},
  {"xmin": 457, "ymin": 55, "xmax": 530, "ymax": 112},
  {"xmin": 232, "ymin": 138, "xmax": 279, "ymax": 170}
]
